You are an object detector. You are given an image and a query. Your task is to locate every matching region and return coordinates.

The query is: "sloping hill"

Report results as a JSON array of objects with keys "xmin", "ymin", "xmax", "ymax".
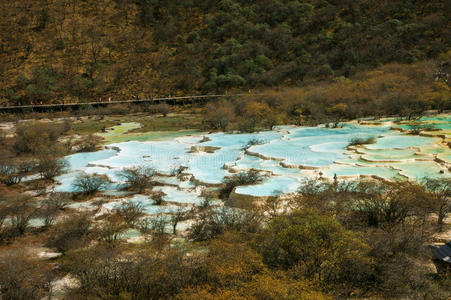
[{"xmin": 0, "ymin": 0, "xmax": 449, "ymax": 103}]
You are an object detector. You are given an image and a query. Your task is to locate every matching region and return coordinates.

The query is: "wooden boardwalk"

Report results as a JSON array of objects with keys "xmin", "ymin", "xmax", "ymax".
[{"xmin": 0, "ymin": 93, "xmax": 255, "ymax": 113}]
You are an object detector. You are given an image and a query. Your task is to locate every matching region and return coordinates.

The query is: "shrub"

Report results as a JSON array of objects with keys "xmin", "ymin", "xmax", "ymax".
[
  {"xmin": 115, "ymin": 201, "xmax": 144, "ymax": 226},
  {"xmin": 348, "ymin": 136, "xmax": 376, "ymax": 146},
  {"xmin": 423, "ymin": 178, "xmax": 451, "ymax": 228},
  {"xmin": 151, "ymin": 191, "xmax": 165, "ymax": 205},
  {"xmin": 352, "ymin": 181, "xmax": 432, "ymax": 227},
  {"xmin": 62, "ymin": 244, "xmax": 197, "ymax": 299},
  {"xmin": 177, "ymin": 273, "xmax": 327, "ymax": 299},
  {"xmin": 153, "ymin": 103, "xmax": 171, "ymax": 117},
  {"xmin": 421, "ymin": 124, "xmax": 438, "ymax": 131},
  {"xmin": 6, "ymin": 195, "xmax": 36, "ymax": 237},
  {"xmin": 45, "ymin": 192, "xmax": 71, "ymax": 210},
  {"xmin": 14, "ymin": 121, "xmax": 67, "ymax": 155},
  {"xmin": 117, "ymin": 166, "xmax": 155, "ymax": 192},
  {"xmin": 37, "ymin": 156, "xmax": 68, "ymax": 180},
  {"xmin": 408, "ymin": 124, "xmax": 438, "ymax": 134},
  {"xmin": 38, "ymin": 193, "xmax": 71, "ymax": 228},
  {"xmin": 149, "ymin": 213, "xmax": 168, "ymax": 235},
  {"xmin": 137, "ymin": 218, "xmax": 153, "ymax": 234},
  {"xmin": 408, "ymin": 125, "xmax": 422, "ymax": 135},
  {"xmin": 203, "ymin": 100, "xmax": 236, "ymax": 131},
  {"xmin": 188, "ymin": 206, "xmax": 262, "ymax": 241},
  {"xmin": 0, "ymin": 253, "xmax": 51, "ymax": 300},
  {"xmin": 38, "ymin": 201, "xmax": 59, "ymax": 228},
  {"xmin": 0, "ymin": 165, "xmax": 23, "ymax": 185},
  {"xmin": 219, "ymin": 170, "xmax": 267, "ymax": 199},
  {"xmin": 0, "ymin": 200, "xmax": 9, "ymax": 230},
  {"xmin": 72, "ymin": 173, "xmax": 109, "ymax": 194},
  {"xmin": 364, "ymin": 225, "xmax": 443, "ymax": 298},
  {"xmin": 237, "ymin": 117, "xmax": 258, "ymax": 133},
  {"xmin": 47, "ymin": 214, "xmax": 91, "ymax": 253},
  {"xmin": 61, "ymin": 118, "xmax": 73, "ymax": 133},
  {"xmin": 98, "ymin": 214, "xmax": 127, "ymax": 243},
  {"xmin": 199, "ymin": 190, "xmax": 215, "ymax": 209},
  {"xmin": 169, "ymin": 208, "xmax": 188, "ymax": 235},
  {"xmin": 17, "ymin": 158, "xmax": 36, "ymax": 173},
  {"xmin": 170, "ymin": 165, "xmax": 184, "ymax": 176},
  {"xmin": 77, "ymin": 134, "xmax": 100, "ymax": 152},
  {"xmin": 242, "ymin": 138, "xmax": 265, "ymax": 150},
  {"xmin": 256, "ymin": 209, "xmax": 373, "ymax": 287},
  {"xmin": 0, "ymin": 130, "xmax": 6, "ymax": 145},
  {"xmin": 29, "ymin": 179, "xmax": 48, "ymax": 196}
]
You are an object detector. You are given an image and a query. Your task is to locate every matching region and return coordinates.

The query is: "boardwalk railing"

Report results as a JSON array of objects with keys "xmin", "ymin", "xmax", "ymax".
[{"xmin": 0, "ymin": 93, "xmax": 258, "ymax": 113}]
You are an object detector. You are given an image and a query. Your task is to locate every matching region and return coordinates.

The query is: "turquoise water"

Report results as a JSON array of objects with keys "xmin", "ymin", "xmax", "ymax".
[
  {"xmin": 399, "ymin": 123, "xmax": 451, "ymax": 131},
  {"xmin": 153, "ymin": 186, "xmax": 204, "ymax": 205},
  {"xmin": 54, "ymin": 171, "xmax": 84, "ymax": 192},
  {"xmin": 119, "ymin": 228, "xmax": 142, "ymax": 240},
  {"xmin": 438, "ymin": 153, "xmax": 451, "ymax": 163},
  {"xmin": 65, "ymin": 149, "xmax": 118, "ymax": 170},
  {"xmin": 249, "ymin": 126, "xmax": 386, "ymax": 167},
  {"xmin": 154, "ymin": 176, "xmax": 183, "ymax": 186},
  {"xmin": 361, "ymin": 149, "xmax": 418, "ymax": 162},
  {"xmin": 235, "ymin": 176, "xmax": 301, "ymax": 196},
  {"xmin": 95, "ymin": 141, "xmax": 190, "ymax": 174},
  {"xmin": 366, "ymin": 135, "xmax": 437, "ymax": 149},
  {"xmin": 419, "ymin": 115, "xmax": 451, "ymax": 122},
  {"xmin": 67, "ymin": 202, "xmax": 96, "ymax": 209},
  {"xmin": 231, "ymin": 154, "xmax": 301, "ymax": 175},
  {"xmin": 103, "ymin": 194, "xmax": 191, "ymax": 214},
  {"xmin": 98, "ymin": 122, "xmax": 142, "ymax": 137},
  {"xmin": 186, "ymin": 131, "xmax": 284, "ymax": 184},
  {"xmin": 394, "ymin": 161, "xmax": 449, "ymax": 180},
  {"xmin": 54, "ymin": 120, "xmax": 450, "ymax": 197},
  {"xmin": 394, "ymin": 115, "xmax": 451, "ymax": 132},
  {"xmin": 322, "ymin": 165, "xmax": 401, "ymax": 179}
]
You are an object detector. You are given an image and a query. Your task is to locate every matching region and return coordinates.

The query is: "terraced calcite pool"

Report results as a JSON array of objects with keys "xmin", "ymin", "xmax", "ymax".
[{"xmin": 56, "ymin": 116, "xmax": 451, "ymax": 202}]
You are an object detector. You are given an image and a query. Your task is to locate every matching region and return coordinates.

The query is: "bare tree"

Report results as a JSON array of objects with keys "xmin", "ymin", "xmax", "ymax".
[
  {"xmin": 151, "ymin": 191, "xmax": 165, "ymax": 205},
  {"xmin": 37, "ymin": 156, "xmax": 68, "ymax": 180},
  {"xmin": 0, "ymin": 165, "xmax": 23, "ymax": 185},
  {"xmin": 424, "ymin": 178, "xmax": 451, "ymax": 229},
  {"xmin": 98, "ymin": 214, "xmax": 127, "ymax": 243},
  {"xmin": 0, "ymin": 252, "xmax": 52, "ymax": 300},
  {"xmin": 117, "ymin": 166, "xmax": 155, "ymax": 193},
  {"xmin": 45, "ymin": 192, "xmax": 71, "ymax": 210},
  {"xmin": 72, "ymin": 173, "xmax": 109, "ymax": 194},
  {"xmin": 47, "ymin": 214, "xmax": 91, "ymax": 253},
  {"xmin": 8, "ymin": 195, "xmax": 36, "ymax": 236},
  {"xmin": 170, "ymin": 208, "xmax": 187, "ymax": 235},
  {"xmin": 115, "ymin": 201, "xmax": 144, "ymax": 227}
]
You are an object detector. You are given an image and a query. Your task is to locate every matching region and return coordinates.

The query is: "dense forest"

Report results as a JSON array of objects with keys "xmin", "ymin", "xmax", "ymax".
[{"xmin": 0, "ymin": 0, "xmax": 450, "ymax": 103}]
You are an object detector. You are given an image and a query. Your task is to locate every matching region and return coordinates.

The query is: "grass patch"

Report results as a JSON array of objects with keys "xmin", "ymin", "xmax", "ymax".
[
  {"xmin": 71, "ymin": 113, "xmax": 203, "ymax": 136},
  {"xmin": 71, "ymin": 118, "xmax": 118, "ymax": 135},
  {"xmin": 130, "ymin": 114, "xmax": 203, "ymax": 133}
]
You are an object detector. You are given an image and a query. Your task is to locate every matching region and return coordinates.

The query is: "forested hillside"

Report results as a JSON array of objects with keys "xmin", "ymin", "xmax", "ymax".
[{"xmin": 0, "ymin": 0, "xmax": 449, "ymax": 104}]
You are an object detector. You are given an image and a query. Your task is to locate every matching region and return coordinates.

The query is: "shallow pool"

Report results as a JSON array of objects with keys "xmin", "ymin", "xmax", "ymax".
[
  {"xmin": 366, "ymin": 135, "xmax": 438, "ymax": 149},
  {"xmin": 54, "ymin": 120, "xmax": 450, "ymax": 197}
]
